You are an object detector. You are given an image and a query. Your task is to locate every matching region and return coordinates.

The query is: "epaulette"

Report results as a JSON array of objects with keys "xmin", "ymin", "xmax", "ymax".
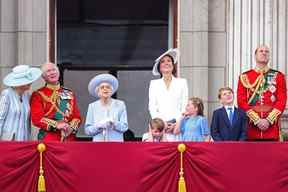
[
  {"xmin": 267, "ymin": 68, "xmax": 281, "ymax": 74},
  {"xmin": 269, "ymin": 68, "xmax": 278, "ymax": 72},
  {"xmin": 36, "ymin": 86, "xmax": 45, "ymax": 92},
  {"xmin": 242, "ymin": 69, "xmax": 253, "ymax": 75},
  {"xmin": 240, "ymin": 69, "xmax": 263, "ymax": 90}
]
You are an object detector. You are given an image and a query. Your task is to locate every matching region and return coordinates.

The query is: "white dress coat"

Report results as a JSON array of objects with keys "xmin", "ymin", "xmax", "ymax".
[{"xmin": 148, "ymin": 76, "xmax": 188, "ymax": 141}]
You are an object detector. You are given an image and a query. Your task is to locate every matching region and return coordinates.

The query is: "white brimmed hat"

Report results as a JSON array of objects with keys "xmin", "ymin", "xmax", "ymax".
[
  {"xmin": 3, "ymin": 65, "xmax": 42, "ymax": 87},
  {"xmin": 152, "ymin": 48, "xmax": 179, "ymax": 76},
  {"xmin": 88, "ymin": 74, "xmax": 119, "ymax": 98}
]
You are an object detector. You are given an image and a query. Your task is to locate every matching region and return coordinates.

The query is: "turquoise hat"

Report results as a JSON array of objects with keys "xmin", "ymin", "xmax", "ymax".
[
  {"xmin": 3, "ymin": 65, "xmax": 42, "ymax": 87},
  {"xmin": 88, "ymin": 74, "xmax": 119, "ymax": 98}
]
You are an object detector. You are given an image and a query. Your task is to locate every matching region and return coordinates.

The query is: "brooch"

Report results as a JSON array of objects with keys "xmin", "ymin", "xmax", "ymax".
[{"xmin": 268, "ymin": 85, "xmax": 276, "ymax": 93}]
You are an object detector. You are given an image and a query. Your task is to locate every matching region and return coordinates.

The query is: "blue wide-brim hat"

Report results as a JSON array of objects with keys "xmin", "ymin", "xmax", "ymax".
[
  {"xmin": 152, "ymin": 48, "xmax": 178, "ymax": 76},
  {"xmin": 88, "ymin": 74, "xmax": 119, "ymax": 98},
  {"xmin": 3, "ymin": 65, "xmax": 42, "ymax": 87}
]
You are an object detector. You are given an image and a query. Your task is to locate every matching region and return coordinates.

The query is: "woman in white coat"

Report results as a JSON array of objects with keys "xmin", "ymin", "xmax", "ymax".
[{"xmin": 148, "ymin": 48, "xmax": 188, "ymax": 141}]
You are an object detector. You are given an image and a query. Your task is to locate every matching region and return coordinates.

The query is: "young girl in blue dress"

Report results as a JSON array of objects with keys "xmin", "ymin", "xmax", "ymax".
[{"xmin": 175, "ymin": 97, "xmax": 210, "ymax": 141}]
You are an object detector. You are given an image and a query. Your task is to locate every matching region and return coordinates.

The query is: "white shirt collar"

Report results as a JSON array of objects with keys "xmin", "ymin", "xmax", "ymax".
[{"xmin": 224, "ymin": 105, "xmax": 234, "ymax": 112}]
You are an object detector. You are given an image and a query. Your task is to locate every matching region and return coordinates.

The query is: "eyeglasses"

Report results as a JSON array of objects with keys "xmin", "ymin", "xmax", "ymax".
[{"xmin": 99, "ymin": 85, "xmax": 112, "ymax": 90}]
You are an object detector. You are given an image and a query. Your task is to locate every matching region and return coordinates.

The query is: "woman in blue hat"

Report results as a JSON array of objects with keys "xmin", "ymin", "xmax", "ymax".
[
  {"xmin": 85, "ymin": 74, "xmax": 128, "ymax": 141},
  {"xmin": 0, "ymin": 65, "xmax": 42, "ymax": 141}
]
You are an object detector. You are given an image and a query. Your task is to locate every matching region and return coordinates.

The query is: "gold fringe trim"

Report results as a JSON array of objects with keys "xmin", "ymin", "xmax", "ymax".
[
  {"xmin": 46, "ymin": 83, "xmax": 60, "ymax": 90},
  {"xmin": 266, "ymin": 109, "xmax": 281, "ymax": 125},
  {"xmin": 240, "ymin": 73, "xmax": 265, "ymax": 104},
  {"xmin": 69, "ymin": 119, "xmax": 81, "ymax": 130},
  {"xmin": 240, "ymin": 73, "xmax": 262, "ymax": 90},
  {"xmin": 37, "ymin": 143, "xmax": 46, "ymax": 192},
  {"xmin": 247, "ymin": 109, "xmax": 260, "ymax": 125},
  {"xmin": 255, "ymin": 66, "xmax": 270, "ymax": 73},
  {"xmin": 178, "ymin": 144, "xmax": 186, "ymax": 192},
  {"xmin": 41, "ymin": 118, "xmax": 58, "ymax": 129},
  {"xmin": 38, "ymin": 91, "xmax": 65, "ymax": 117}
]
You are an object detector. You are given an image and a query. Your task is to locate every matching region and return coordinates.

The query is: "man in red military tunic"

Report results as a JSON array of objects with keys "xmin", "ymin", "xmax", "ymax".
[
  {"xmin": 31, "ymin": 62, "xmax": 81, "ymax": 141},
  {"xmin": 237, "ymin": 45, "xmax": 287, "ymax": 141}
]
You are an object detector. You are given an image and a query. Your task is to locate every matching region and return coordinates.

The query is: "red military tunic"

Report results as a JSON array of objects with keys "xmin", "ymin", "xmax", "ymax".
[
  {"xmin": 31, "ymin": 83, "xmax": 81, "ymax": 141},
  {"xmin": 237, "ymin": 66, "xmax": 287, "ymax": 140}
]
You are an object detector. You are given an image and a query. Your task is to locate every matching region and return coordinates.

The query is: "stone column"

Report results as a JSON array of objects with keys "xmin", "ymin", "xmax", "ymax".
[
  {"xmin": 207, "ymin": 0, "xmax": 227, "ymax": 119},
  {"xmin": 0, "ymin": 0, "xmax": 17, "ymax": 90},
  {"xmin": 227, "ymin": 0, "xmax": 288, "ymax": 93},
  {"xmin": 17, "ymin": 0, "xmax": 48, "ymax": 67},
  {"xmin": 179, "ymin": 0, "xmax": 209, "ymax": 115},
  {"xmin": 0, "ymin": 0, "xmax": 49, "ymax": 139},
  {"xmin": 228, "ymin": 0, "xmax": 288, "ymax": 127},
  {"xmin": 179, "ymin": 0, "xmax": 228, "ymax": 119},
  {"xmin": 0, "ymin": 0, "xmax": 48, "ymax": 90}
]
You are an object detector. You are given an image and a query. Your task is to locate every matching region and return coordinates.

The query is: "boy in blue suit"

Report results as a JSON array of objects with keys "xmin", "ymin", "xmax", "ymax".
[{"xmin": 211, "ymin": 87, "xmax": 247, "ymax": 141}]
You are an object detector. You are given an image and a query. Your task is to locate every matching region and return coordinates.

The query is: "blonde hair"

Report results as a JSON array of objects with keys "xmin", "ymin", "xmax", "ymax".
[
  {"xmin": 254, "ymin": 44, "xmax": 270, "ymax": 55},
  {"xmin": 189, "ymin": 97, "xmax": 204, "ymax": 116},
  {"xmin": 149, "ymin": 118, "xmax": 165, "ymax": 132},
  {"xmin": 218, "ymin": 87, "xmax": 234, "ymax": 100}
]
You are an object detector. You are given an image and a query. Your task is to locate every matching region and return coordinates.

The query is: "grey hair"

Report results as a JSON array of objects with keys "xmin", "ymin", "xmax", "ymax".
[
  {"xmin": 95, "ymin": 83, "xmax": 113, "ymax": 97},
  {"xmin": 41, "ymin": 62, "xmax": 59, "ymax": 75}
]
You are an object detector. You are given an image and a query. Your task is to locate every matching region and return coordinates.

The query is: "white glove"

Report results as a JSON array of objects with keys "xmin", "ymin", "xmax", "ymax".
[
  {"xmin": 94, "ymin": 121, "xmax": 107, "ymax": 130},
  {"xmin": 106, "ymin": 121, "xmax": 115, "ymax": 130},
  {"xmin": 102, "ymin": 118, "xmax": 115, "ymax": 129}
]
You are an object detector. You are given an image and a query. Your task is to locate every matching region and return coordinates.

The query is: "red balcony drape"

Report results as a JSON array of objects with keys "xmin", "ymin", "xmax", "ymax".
[{"xmin": 0, "ymin": 142, "xmax": 288, "ymax": 192}]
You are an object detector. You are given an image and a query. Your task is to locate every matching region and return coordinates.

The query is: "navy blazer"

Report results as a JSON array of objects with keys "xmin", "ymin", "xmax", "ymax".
[{"xmin": 211, "ymin": 106, "xmax": 247, "ymax": 141}]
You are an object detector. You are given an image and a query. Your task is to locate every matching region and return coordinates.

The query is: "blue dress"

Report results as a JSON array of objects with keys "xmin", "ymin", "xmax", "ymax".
[
  {"xmin": 85, "ymin": 99, "xmax": 128, "ymax": 141},
  {"xmin": 180, "ymin": 115, "xmax": 209, "ymax": 141}
]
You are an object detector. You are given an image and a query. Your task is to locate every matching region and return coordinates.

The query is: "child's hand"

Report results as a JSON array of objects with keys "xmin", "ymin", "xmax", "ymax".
[
  {"xmin": 209, "ymin": 137, "xmax": 214, "ymax": 142},
  {"xmin": 204, "ymin": 135, "xmax": 212, "ymax": 142},
  {"xmin": 181, "ymin": 111, "xmax": 189, "ymax": 117},
  {"xmin": 165, "ymin": 123, "xmax": 175, "ymax": 133}
]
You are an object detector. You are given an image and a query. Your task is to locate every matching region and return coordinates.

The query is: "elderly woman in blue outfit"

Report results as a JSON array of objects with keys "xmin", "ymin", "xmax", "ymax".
[
  {"xmin": 85, "ymin": 74, "xmax": 128, "ymax": 141},
  {"xmin": 0, "ymin": 65, "xmax": 42, "ymax": 141}
]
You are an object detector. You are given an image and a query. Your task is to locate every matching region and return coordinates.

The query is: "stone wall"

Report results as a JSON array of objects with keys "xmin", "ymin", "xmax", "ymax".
[
  {"xmin": 179, "ymin": 0, "xmax": 288, "ymax": 124},
  {"xmin": 0, "ymin": 0, "xmax": 48, "ymax": 90}
]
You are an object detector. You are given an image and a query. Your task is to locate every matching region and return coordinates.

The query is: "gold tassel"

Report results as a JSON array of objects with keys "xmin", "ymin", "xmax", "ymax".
[
  {"xmin": 177, "ymin": 144, "xmax": 187, "ymax": 192},
  {"xmin": 38, "ymin": 175, "xmax": 46, "ymax": 192},
  {"xmin": 37, "ymin": 143, "xmax": 46, "ymax": 192},
  {"xmin": 178, "ymin": 176, "xmax": 186, "ymax": 192}
]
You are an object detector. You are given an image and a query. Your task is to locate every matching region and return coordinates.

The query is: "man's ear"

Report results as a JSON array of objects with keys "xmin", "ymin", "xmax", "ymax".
[{"xmin": 219, "ymin": 99, "xmax": 224, "ymax": 105}]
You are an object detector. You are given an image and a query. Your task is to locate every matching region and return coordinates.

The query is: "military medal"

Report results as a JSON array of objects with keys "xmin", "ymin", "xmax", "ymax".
[
  {"xmin": 270, "ymin": 95, "xmax": 276, "ymax": 102},
  {"xmin": 269, "ymin": 85, "xmax": 276, "ymax": 93}
]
